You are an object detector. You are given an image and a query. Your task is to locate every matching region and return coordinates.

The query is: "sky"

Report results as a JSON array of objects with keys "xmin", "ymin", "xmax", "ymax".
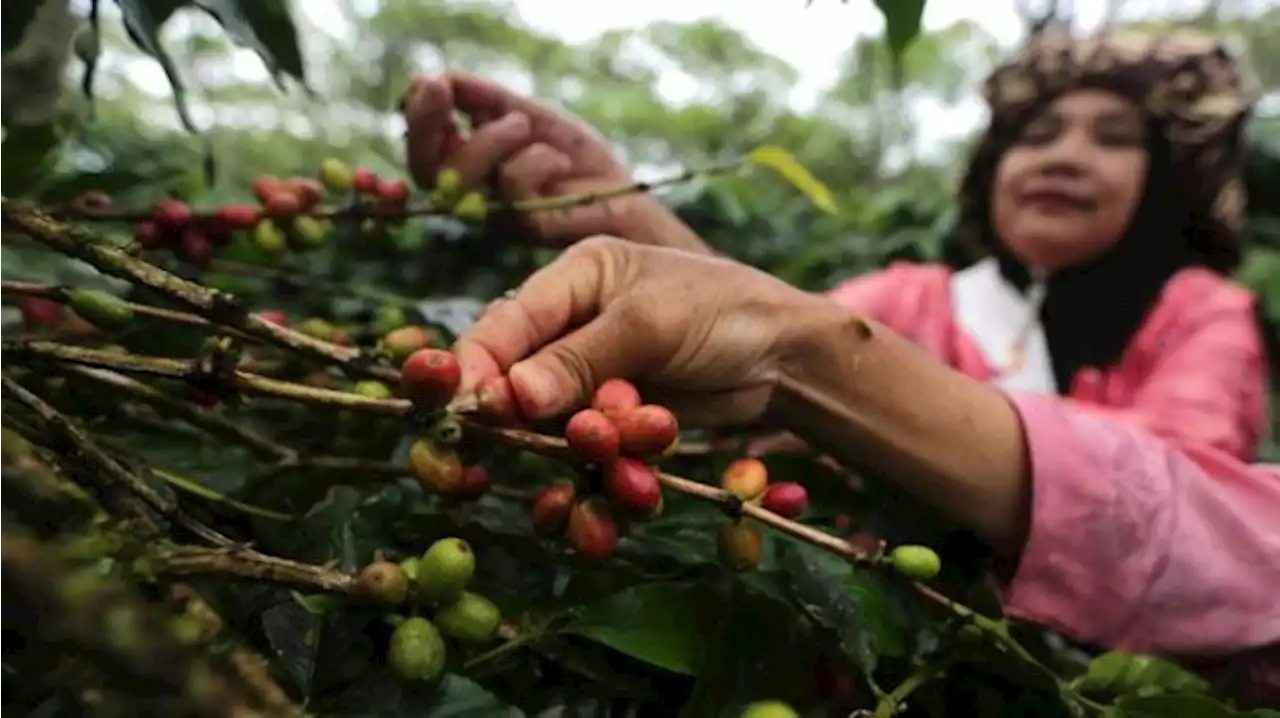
[{"xmin": 89, "ymin": 0, "xmax": 1237, "ymax": 158}]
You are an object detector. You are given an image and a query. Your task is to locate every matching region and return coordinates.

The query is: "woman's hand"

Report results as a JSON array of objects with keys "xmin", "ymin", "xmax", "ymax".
[
  {"xmin": 452, "ymin": 236, "xmax": 833, "ymax": 424},
  {"xmin": 400, "ymin": 75, "xmax": 642, "ymax": 245},
  {"xmin": 453, "ymin": 236, "xmax": 1030, "ymax": 551}
]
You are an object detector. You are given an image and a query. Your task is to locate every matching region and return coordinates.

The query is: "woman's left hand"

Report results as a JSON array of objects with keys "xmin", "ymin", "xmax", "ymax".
[{"xmin": 452, "ymin": 236, "xmax": 839, "ymax": 425}]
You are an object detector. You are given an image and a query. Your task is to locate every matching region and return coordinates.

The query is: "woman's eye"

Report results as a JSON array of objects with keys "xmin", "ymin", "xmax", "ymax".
[
  {"xmin": 1094, "ymin": 126, "xmax": 1144, "ymax": 147},
  {"xmin": 1017, "ymin": 121, "xmax": 1059, "ymax": 145}
]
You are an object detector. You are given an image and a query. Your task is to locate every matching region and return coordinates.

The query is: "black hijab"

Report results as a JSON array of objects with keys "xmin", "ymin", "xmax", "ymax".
[{"xmin": 982, "ymin": 127, "xmax": 1200, "ymax": 393}]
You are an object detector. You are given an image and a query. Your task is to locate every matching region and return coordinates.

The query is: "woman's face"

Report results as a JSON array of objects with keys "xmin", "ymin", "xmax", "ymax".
[{"xmin": 990, "ymin": 89, "xmax": 1149, "ymax": 273}]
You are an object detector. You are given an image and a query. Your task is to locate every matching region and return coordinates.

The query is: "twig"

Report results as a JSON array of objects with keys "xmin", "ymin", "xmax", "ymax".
[
  {"xmin": 61, "ymin": 364, "xmax": 295, "ymax": 460},
  {"xmin": 43, "ymin": 162, "xmax": 735, "ymax": 225},
  {"xmin": 257, "ymin": 454, "xmax": 534, "ymax": 501},
  {"xmin": 2, "ymin": 531, "xmax": 285, "ymax": 718},
  {"xmin": 150, "ymin": 545, "xmax": 357, "ymax": 594},
  {"xmin": 1, "ymin": 374, "xmax": 234, "ymax": 547},
  {"xmin": 1, "ymin": 200, "xmax": 398, "ymax": 382},
  {"xmin": 2, "ymin": 279, "xmax": 255, "ymax": 340},
  {"xmin": 206, "ymin": 259, "xmax": 418, "ymax": 307},
  {"xmin": 167, "ymin": 585, "xmax": 299, "ymax": 716},
  {"xmin": 6, "ymin": 341, "xmax": 411, "ymax": 413}
]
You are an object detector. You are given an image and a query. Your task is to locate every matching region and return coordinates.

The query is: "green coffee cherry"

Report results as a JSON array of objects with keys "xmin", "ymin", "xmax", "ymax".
[
  {"xmin": 433, "ymin": 591, "xmax": 501, "ymax": 644},
  {"xmin": 451, "ymin": 191, "xmax": 488, "ymax": 222},
  {"xmin": 740, "ymin": 700, "xmax": 800, "ymax": 718},
  {"xmin": 889, "ymin": 544, "xmax": 942, "ymax": 581},
  {"xmin": 388, "ymin": 617, "xmax": 446, "ymax": 682},
  {"xmin": 318, "ymin": 157, "xmax": 353, "ymax": 193},
  {"xmin": 416, "ymin": 537, "xmax": 474, "ymax": 603},
  {"xmin": 67, "ymin": 289, "xmax": 134, "ymax": 330}
]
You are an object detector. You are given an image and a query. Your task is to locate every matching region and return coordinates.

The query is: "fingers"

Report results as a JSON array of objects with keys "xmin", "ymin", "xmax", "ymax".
[
  {"xmin": 448, "ymin": 73, "xmax": 552, "ymax": 125},
  {"xmin": 442, "ymin": 112, "xmax": 533, "ymax": 191},
  {"xmin": 453, "ymin": 238, "xmax": 626, "ymax": 397},
  {"xmin": 499, "ymin": 143, "xmax": 571, "ymax": 200},
  {"xmin": 403, "ymin": 77, "xmax": 456, "ymax": 189},
  {"xmin": 509, "ymin": 301, "xmax": 655, "ymax": 418}
]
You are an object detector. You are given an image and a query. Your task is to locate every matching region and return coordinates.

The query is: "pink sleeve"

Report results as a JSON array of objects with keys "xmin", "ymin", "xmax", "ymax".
[
  {"xmin": 824, "ymin": 262, "xmax": 950, "ymax": 334},
  {"xmin": 1003, "ymin": 393, "xmax": 1280, "ymax": 703},
  {"xmin": 1104, "ymin": 273, "xmax": 1269, "ymax": 459},
  {"xmin": 825, "ymin": 267, "xmax": 899, "ymax": 321}
]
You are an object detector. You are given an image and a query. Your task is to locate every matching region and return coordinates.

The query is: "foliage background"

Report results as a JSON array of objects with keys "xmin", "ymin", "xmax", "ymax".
[{"xmin": 2, "ymin": 0, "xmax": 1279, "ymax": 716}]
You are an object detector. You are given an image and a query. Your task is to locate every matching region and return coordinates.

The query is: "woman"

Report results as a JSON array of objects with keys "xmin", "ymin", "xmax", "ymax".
[
  {"xmin": 405, "ymin": 29, "xmax": 1280, "ymax": 702},
  {"xmin": 401, "ymin": 28, "xmax": 1271, "ymax": 461}
]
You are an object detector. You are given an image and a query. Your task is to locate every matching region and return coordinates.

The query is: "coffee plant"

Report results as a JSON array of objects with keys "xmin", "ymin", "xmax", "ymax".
[
  {"xmin": 2, "ymin": 146, "xmax": 1277, "ymax": 718},
  {"xmin": 5, "ymin": 0, "xmax": 1280, "ymax": 715}
]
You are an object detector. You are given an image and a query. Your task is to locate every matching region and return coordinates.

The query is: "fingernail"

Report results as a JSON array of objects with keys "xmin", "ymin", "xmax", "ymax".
[
  {"xmin": 501, "ymin": 111, "xmax": 530, "ymax": 137},
  {"xmin": 509, "ymin": 361, "xmax": 556, "ymax": 418}
]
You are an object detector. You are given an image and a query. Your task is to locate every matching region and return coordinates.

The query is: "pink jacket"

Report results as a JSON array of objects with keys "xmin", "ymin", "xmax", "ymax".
[{"xmin": 828, "ymin": 262, "xmax": 1279, "ymax": 703}]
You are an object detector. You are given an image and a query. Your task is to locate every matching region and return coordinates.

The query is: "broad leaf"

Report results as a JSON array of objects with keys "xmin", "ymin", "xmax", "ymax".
[
  {"xmin": 873, "ymin": 0, "xmax": 928, "ymax": 62},
  {"xmin": 1112, "ymin": 694, "xmax": 1280, "ymax": 718},
  {"xmin": 566, "ymin": 581, "xmax": 712, "ymax": 676},
  {"xmin": 2, "ymin": 0, "xmax": 43, "ymax": 54},
  {"xmin": 114, "ymin": 0, "xmax": 199, "ymax": 133},
  {"xmin": 194, "ymin": 0, "xmax": 308, "ymax": 89},
  {"xmin": 777, "ymin": 541, "xmax": 916, "ymax": 672},
  {"xmin": 1075, "ymin": 651, "xmax": 1210, "ymax": 698}
]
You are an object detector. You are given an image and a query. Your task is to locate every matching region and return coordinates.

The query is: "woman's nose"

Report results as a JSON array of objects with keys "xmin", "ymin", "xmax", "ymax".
[{"xmin": 1036, "ymin": 129, "xmax": 1095, "ymax": 176}]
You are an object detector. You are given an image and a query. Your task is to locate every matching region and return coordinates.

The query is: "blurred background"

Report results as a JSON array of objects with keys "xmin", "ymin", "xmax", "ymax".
[{"xmin": 3, "ymin": 0, "xmax": 1278, "ymax": 456}]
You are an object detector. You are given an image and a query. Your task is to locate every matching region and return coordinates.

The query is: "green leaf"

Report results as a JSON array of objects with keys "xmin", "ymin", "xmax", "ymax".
[
  {"xmin": 565, "ymin": 581, "xmax": 712, "ymax": 675},
  {"xmin": 746, "ymin": 145, "xmax": 837, "ymax": 215},
  {"xmin": 681, "ymin": 581, "xmax": 823, "ymax": 716},
  {"xmin": 873, "ymin": 0, "xmax": 927, "ymax": 61},
  {"xmin": 777, "ymin": 542, "xmax": 916, "ymax": 672},
  {"xmin": 193, "ymin": 0, "xmax": 308, "ymax": 88},
  {"xmin": 1, "ymin": 0, "xmax": 43, "ymax": 54},
  {"xmin": 1075, "ymin": 651, "xmax": 1210, "ymax": 698},
  {"xmin": 114, "ymin": 0, "xmax": 200, "ymax": 134},
  {"xmin": 418, "ymin": 675, "xmax": 524, "ymax": 717},
  {"xmin": 1, "ymin": 122, "xmax": 64, "ymax": 195},
  {"xmin": 1113, "ymin": 693, "xmax": 1280, "ymax": 718}
]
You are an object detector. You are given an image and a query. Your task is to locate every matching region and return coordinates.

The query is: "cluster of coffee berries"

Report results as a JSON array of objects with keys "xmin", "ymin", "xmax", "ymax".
[
  {"xmin": 525, "ymin": 379, "xmax": 678, "ymax": 560},
  {"xmin": 353, "ymin": 538, "xmax": 503, "ymax": 683},
  {"xmin": 425, "ymin": 167, "xmax": 489, "ymax": 223},
  {"xmin": 395, "ymin": 347, "xmax": 489, "ymax": 498},
  {"xmin": 713, "ymin": 458, "xmax": 811, "ymax": 572},
  {"xmin": 720, "ymin": 458, "xmax": 810, "ymax": 518},
  {"xmin": 119, "ymin": 157, "xmax": 418, "ymax": 268}
]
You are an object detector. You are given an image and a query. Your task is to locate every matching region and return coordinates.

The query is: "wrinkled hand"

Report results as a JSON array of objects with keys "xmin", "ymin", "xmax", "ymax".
[
  {"xmin": 401, "ymin": 74, "xmax": 639, "ymax": 245},
  {"xmin": 452, "ymin": 236, "xmax": 832, "ymax": 426}
]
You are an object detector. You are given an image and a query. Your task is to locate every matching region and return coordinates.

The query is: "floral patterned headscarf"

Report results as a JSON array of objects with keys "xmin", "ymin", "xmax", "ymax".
[{"xmin": 956, "ymin": 27, "xmax": 1255, "ymax": 273}]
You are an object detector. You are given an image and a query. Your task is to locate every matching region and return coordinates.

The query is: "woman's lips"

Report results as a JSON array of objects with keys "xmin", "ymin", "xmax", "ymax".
[{"xmin": 1022, "ymin": 189, "xmax": 1093, "ymax": 213}]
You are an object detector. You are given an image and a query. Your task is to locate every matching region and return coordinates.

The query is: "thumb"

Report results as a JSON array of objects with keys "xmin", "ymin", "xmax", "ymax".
[
  {"xmin": 507, "ymin": 304, "xmax": 652, "ymax": 419},
  {"xmin": 448, "ymin": 72, "xmax": 565, "ymax": 128}
]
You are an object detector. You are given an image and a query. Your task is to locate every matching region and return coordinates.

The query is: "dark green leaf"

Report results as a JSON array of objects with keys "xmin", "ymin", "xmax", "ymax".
[
  {"xmin": 873, "ymin": 0, "xmax": 927, "ymax": 61},
  {"xmin": 114, "ymin": 0, "xmax": 200, "ymax": 133},
  {"xmin": 777, "ymin": 541, "xmax": 916, "ymax": 672},
  {"xmin": 2, "ymin": 0, "xmax": 43, "ymax": 54},
  {"xmin": 566, "ymin": 581, "xmax": 713, "ymax": 675},
  {"xmin": 193, "ymin": 0, "xmax": 308, "ymax": 88},
  {"xmin": 314, "ymin": 671, "xmax": 523, "ymax": 717},
  {"xmin": 1113, "ymin": 693, "xmax": 1280, "ymax": 718},
  {"xmin": 1075, "ymin": 651, "xmax": 1210, "ymax": 698},
  {"xmin": 1, "ymin": 122, "xmax": 64, "ymax": 194},
  {"xmin": 682, "ymin": 581, "xmax": 823, "ymax": 716}
]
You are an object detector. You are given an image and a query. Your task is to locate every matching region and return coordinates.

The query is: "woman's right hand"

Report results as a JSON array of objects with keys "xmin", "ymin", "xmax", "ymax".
[{"xmin": 400, "ymin": 74, "xmax": 648, "ymax": 247}]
